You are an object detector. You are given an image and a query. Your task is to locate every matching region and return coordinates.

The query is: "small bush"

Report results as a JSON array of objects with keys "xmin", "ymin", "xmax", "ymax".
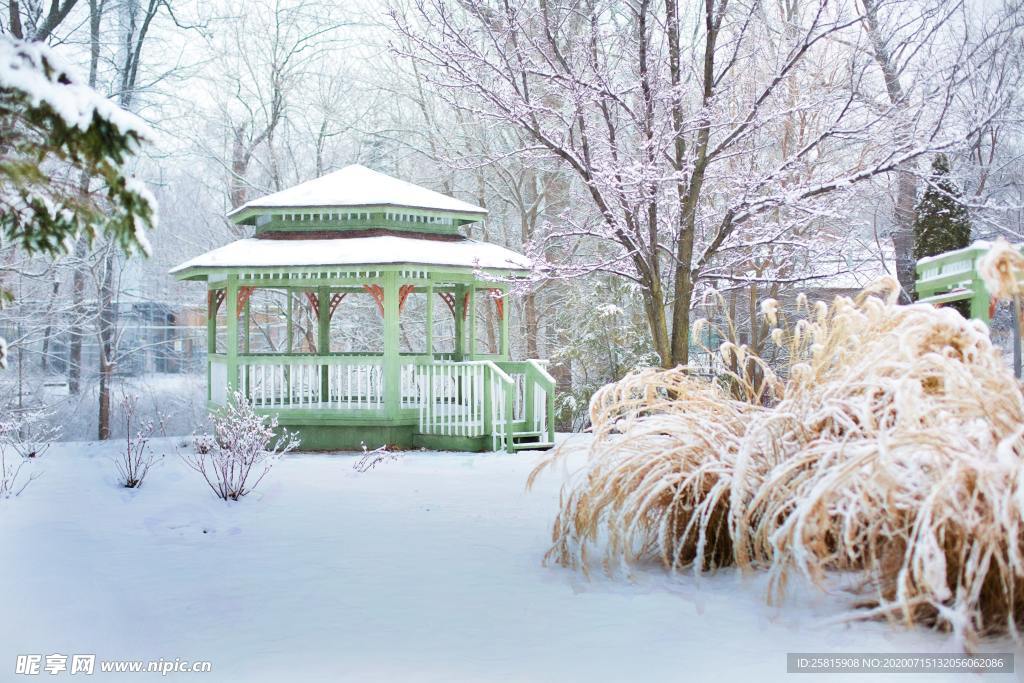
[
  {"xmin": 184, "ymin": 392, "xmax": 299, "ymax": 501},
  {"xmin": 352, "ymin": 443, "xmax": 403, "ymax": 473},
  {"xmin": 0, "ymin": 423, "xmax": 36, "ymax": 499},
  {"xmin": 114, "ymin": 393, "xmax": 161, "ymax": 488},
  {"xmin": 192, "ymin": 433, "xmax": 215, "ymax": 455},
  {"xmin": 0, "ymin": 408, "xmax": 58, "ymax": 499}
]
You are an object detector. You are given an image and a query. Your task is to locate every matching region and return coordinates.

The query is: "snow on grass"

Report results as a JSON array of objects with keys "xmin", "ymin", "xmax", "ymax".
[{"xmin": 0, "ymin": 435, "xmax": 1014, "ymax": 682}]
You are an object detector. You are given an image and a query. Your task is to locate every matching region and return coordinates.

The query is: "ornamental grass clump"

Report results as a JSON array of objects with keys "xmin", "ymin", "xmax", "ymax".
[
  {"xmin": 531, "ymin": 369, "xmax": 761, "ymax": 574},
  {"xmin": 535, "ymin": 277, "xmax": 1024, "ymax": 645}
]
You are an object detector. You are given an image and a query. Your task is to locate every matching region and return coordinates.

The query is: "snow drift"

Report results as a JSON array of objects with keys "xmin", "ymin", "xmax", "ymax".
[{"xmin": 533, "ymin": 277, "xmax": 1024, "ymax": 646}]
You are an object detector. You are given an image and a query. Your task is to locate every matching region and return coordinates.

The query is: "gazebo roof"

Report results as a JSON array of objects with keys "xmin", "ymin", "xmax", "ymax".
[
  {"xmin": 172, "ymin": 165, "xmax": 530, "ymax": 280},
  {"xmin": 227, "ymin": 164, "xmax": 487, "ymax": 223},
  {"xmin": 169, "ymin": 234, "xmax": 531, "ymax": 278}
]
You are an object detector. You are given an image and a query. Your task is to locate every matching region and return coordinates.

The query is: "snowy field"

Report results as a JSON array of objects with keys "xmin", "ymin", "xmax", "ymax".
[{"xmin": 0, "ymin": 435, "xmax": 1018, "ymax": 682}]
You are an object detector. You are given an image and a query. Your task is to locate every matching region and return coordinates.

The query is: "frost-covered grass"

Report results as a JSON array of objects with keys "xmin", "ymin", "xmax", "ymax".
[{"xmin": 0, "ymin": 435, "xmax": 1013, "ymax": 681}]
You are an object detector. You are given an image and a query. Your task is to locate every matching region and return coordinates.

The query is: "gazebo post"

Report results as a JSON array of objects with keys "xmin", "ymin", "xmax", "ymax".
[
  {"xmin": 243, "ymin": 296, "xmax": 251, "ymax": 354},
  {"xmin": 226, "ymin": 274, "xmax": 239, "ymax": 395},
  {"xmin": 500, "ymin": 288, "xmax": 510, "ymax": 357},
  {"xmin": 286, "ymin": 289, "xmax": 294, "ymax": 353},
  {"xmin": 383, "ymin": 271, "xmax": 400, "ymax": 416},
  {"xmin": 467, "ymin": 285, "xmax": 476, "ymax": 359},
  {"xmin": 318, "ymin": 284, "xmax": 330, "ymax": 399},
  {"xmin": 206, "ymin": 283, "xmax": 217, "ymax": 403},
  {"xmin": 425, "ymin": 282, "xmax": 434, "ymax": 358},
  {"xmin": 453, "ymin": 284, "xmax": 465, "ymax": 360}
]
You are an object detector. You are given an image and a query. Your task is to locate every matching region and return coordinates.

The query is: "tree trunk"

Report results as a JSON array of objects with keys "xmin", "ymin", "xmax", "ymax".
[
  {"xmin": 893, "ymin": 169, "xmax": 918, "ymax": 300},
  {"xmin": 97, "ymin": 248, "xmax": 116, "ymax": 440},
  {"xmin": 40, "ymin": 277, "xmax": 60, "ymax": 372},
  {"xmin": 230, "ymin": 125, "xmax": 250, "ymax": 210},
  {"xmin": 642, "ymin": 277, "xmax": 672, "ymax": 368},
  {"xmin": 524, "ymin": 292, "xmax": 539, "ymax": 359},
  {"xmin": 861, "ymin": 0, "xmax": 917, "ymax": 301},
  {"xmin": 68, "ymin": 236, "xmax": 86, "ymax": 394},
  {"xmin": 70, "ymin": 0, "xmax": 101, "ymax": 395}
]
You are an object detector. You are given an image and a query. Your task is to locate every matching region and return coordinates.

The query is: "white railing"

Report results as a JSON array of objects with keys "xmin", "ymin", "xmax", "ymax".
[
  {"xmin": 510, "ymin": 373, "xmax": 526, "ymax": 422},
  {"xmin": 532, "ymin": 384, "xmax": 548, "ymax": 436},
  {"xmin": 326, "ymin": 363, "xmax": 382, "ymax": 408},
  {"xmin": 488, "ymin": 363, "xmax": 514, "ymax": 452},
  {"xmin": 400, "ymin": 363, "xmax": 419, "ymax": 409},
  {"xmin": 416, "ymin": 361, "xmax": 488, "ymax": 438},
  {"xmin": 240, "ymin": 358, "xmax": 383, "ymax": 409},
  {"xmin": 527, "ymin": 359, "xmax": 555, "ymax": 440}
]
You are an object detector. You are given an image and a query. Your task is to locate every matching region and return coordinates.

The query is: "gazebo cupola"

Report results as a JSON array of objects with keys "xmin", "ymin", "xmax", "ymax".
[{"xmin": 171, "ymin": 165, "xmax": 554, "ymax": 452}]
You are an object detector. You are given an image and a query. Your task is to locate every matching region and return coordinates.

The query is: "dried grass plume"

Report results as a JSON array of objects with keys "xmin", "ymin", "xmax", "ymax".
[{"xmin": 534, "ymin": 277, "xmax": 1024, "ymax": 646}]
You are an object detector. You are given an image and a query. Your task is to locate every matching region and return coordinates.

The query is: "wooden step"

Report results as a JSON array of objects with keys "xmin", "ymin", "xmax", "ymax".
[
  {"xmin": 510, "ymin": 431, "xmax": 555, "ymax": 451},
  {"xmin": 512, "ymin": 441, "xmax": 555, "ymax": 451}
]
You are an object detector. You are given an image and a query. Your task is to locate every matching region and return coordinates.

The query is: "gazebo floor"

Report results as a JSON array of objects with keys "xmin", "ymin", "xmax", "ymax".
[
  {"xmin": 210, "ymin": 356, "xmax": 556, "ymax": 452},
  {"xmin": 248, "ymin": 406, "xmax": 552, "ymax": 453}
]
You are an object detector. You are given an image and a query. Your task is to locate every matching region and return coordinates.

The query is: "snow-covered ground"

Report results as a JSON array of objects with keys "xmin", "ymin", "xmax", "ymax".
[{"xmin": 0, "ymin": 435, "xmax": 1017, "ymax": 682}]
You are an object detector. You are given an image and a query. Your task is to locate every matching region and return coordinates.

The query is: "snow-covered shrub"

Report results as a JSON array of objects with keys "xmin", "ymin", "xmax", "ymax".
[
  {"xmin": 0, "ymin": 409, "xmax": 58, "ymax": 499},
  {"xmin": 535, "ymin": 277, "xmax": 1024, "ymax": 645},
  {"xmin": 192, "ymin": 433, "xmax": 214, "ymax": 455},
  {"xmin": 114, "ymin": 393, "xmax": 161, "ymax": 488},
  {"xmin": 184, "ymin": 392, "xmax": 299, "ymax": 501},
  {"xmin": 352, "ymin": 443, "xmax": 402, "ymax": 473},
  {"xmin": 0, "ymin": 424, "xmax": 34, "ymax": 499}
]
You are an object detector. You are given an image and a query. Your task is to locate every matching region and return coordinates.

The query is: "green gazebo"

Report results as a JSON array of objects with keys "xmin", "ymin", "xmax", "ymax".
[
  {"xmin": 171, "ymin": 165, "xmax": 555, "ymax": 452},
  {"xmin": 916, "ymin": 240, "xmax": 1023, "ymax": 377}
]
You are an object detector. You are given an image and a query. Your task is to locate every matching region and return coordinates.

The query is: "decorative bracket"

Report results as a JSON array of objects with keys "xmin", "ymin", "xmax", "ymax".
[
  {"xmin": 438, "ymin": 292, "xmax": 456, "ymax": 318},
  {"xmin": 398, "ymin": 284, "xmax": 416, "ymax": 313},
  {"xmin": 236, "ymin": 287, "xmax": 255, "ymax": 318},
  {"xmin": 304, "ymin": 291, "xmax": 320, "ymax": 319},
  {"xmin": 329, "ymin": 292, "xmax": 346, "ymax": 320},
  {"xmin": 363, "ymin": 284, "xmax": 385, "ymax": 316},
  {"xmin": 208, "ymin": 289, "xmax": 226, "ymax": 316}
]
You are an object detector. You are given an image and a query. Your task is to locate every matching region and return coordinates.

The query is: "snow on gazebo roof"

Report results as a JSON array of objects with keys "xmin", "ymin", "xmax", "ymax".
[
  {"xmin": 169, "ymin": 234, "xmax": 531, "ymax": 277},
  {"xmin": 227, "ymin": 164, "xmax": 487, "ymax": 222}
]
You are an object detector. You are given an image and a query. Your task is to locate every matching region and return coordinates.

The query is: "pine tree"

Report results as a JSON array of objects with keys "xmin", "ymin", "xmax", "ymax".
[
  {"xmin": 0, "ymin": 37, "xmax": 155, "ymax": 368},
  {"xmin": 912, "ymin": 154, "xmax": 972, "ymax": 315},
  {"xmin": 0, "ymin": 37, "xmax": 154, "ymax": 259},
  {"xmin": 913, "ymin": 154, "xmax": 972, "ymax": 260}
]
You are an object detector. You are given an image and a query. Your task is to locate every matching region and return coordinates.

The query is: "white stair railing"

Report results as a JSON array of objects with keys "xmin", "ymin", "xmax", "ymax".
[{"xmin": 416, "ymin": 361, "xmax": 488, "ymax": 437}]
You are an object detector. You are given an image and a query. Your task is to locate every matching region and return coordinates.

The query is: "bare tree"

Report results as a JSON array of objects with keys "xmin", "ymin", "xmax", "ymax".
[
  {"xmin": 194, "ymin": 0, "xmax": 350, "ymax": 215},
  {"xmin": 394, "ymin": 0, "xmax": 1019, "ymax": 367},
  {"xmin": 4, "ymin": 0, "xmax": 79, "ymax": 41}
]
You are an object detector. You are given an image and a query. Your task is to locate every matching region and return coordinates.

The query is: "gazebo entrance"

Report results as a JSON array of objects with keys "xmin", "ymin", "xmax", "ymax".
[{"xmin": 172, "ymin": 165, "xmax": 555, "ymax": 452}]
